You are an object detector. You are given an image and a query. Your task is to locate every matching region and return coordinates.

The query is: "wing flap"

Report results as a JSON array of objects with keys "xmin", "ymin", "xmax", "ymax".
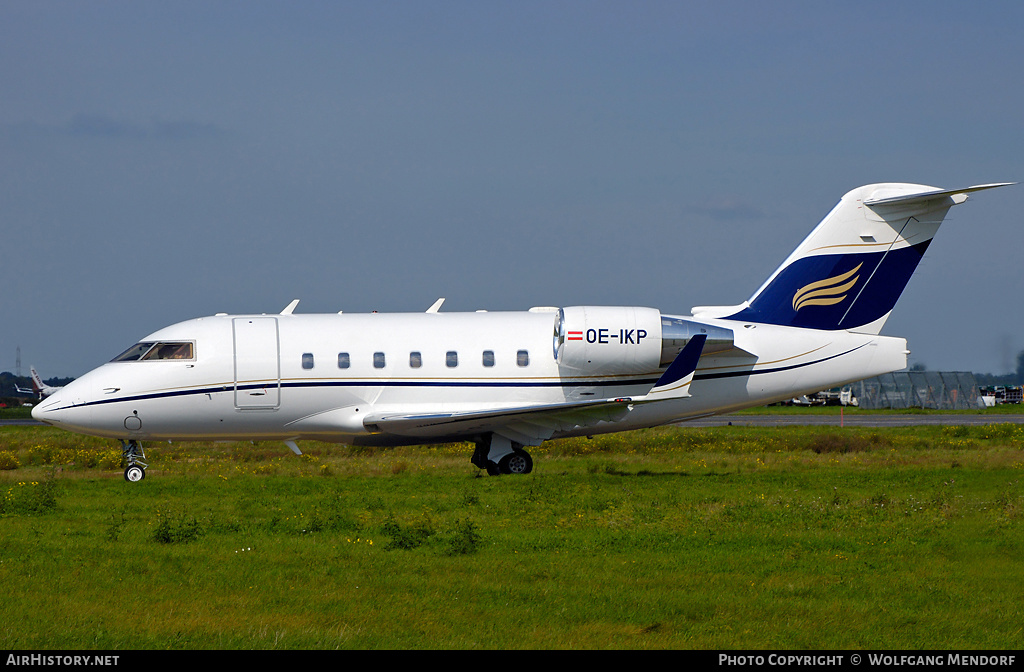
[{"xmin": 363, "ymin": 397, "xmax": 634, "ymax": 445}]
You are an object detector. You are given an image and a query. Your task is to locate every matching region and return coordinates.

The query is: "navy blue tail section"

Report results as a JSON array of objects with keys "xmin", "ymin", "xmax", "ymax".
[
  {"xmin": 722, "ymin": 240, "xmax": 931, "ymax": 330},
  {"xmin": 701, "ymin": 182, "xmax": 1017, "ymax": 332}
]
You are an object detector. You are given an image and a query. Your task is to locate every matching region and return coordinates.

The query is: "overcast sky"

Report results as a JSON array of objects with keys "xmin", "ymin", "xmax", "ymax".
[{"xmin": 2, "ymin": 1, "xmax": 1022, "ymax": 378}]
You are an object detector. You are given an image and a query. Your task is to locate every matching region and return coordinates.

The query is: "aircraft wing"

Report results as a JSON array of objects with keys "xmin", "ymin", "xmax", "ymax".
[
  {"xmin": 363, "ymin": 335, "xmax": 707, "ymax": 445},
  {"xmin": 364, "ymin": 397, "xmax": 635, "ymax": 445}
]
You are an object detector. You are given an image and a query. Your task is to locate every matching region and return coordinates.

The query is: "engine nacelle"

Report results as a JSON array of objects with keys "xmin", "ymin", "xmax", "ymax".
[
  {"xmin": 554, "ymin": 307, "xmax": 739, "ymax": 376},
  {"xmin": 554, "ymin": 306, "xmax": 663, "ymax": 375},
  {"xmin": 659, "ymin": 315, "xmax": 737, "ymax": 365}
]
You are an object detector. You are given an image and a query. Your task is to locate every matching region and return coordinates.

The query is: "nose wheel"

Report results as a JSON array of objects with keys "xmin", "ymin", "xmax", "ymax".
[{"xmin": 121, "ymin": 440, "xmax": 148, "ymax": 482}]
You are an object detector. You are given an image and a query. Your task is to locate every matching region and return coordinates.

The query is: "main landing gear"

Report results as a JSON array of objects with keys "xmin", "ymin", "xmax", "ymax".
[
  {"xmin": 471, "ymin": 434, "xmax": 533, "ymax": 475},
  {"xmin": 121, "ymin": 440, "xmax": 148, "ymax": 482}
]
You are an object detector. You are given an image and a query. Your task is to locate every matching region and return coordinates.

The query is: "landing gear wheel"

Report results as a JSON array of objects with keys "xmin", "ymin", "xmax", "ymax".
[
  {"xmin": 120, "ymin": 439, "xmax": 148, "ymax": 483},
  {"xmin": 499, "ymin": 450, "xmax": 533, "ymax": 475},
  {"xmin": 472, "ymin": 435, "xmax": 534, "ymax": 476}
]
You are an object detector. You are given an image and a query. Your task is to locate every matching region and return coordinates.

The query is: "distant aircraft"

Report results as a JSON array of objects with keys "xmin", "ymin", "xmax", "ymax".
[
  {"xmin": 32, "ymin": 182, "xmax": 1013, "ymax": 482},
  {"xmin": 29, "ymin": 367, "xmax": 62, "ymax": 399},
  {"xmin": 14, "ymin": 367, "xmax": 61, "ymax": 399}
]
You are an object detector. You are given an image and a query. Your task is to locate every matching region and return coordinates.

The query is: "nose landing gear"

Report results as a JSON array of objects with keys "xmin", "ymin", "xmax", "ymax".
[{"xmin": 121, "ymin": 440, "xmax": 148, "ymax": 482}]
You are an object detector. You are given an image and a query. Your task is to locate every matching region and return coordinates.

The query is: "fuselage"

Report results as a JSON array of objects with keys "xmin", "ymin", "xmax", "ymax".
[{"xmin": 32, "ymin": 306, "xmax": 907, "ymax": 445}]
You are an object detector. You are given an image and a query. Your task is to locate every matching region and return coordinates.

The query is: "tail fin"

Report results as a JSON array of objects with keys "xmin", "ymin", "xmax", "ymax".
[
  {"xmin": 30, "ymin": 366, "xmax": 45, "ymax": 394},
  {"xmin": 697, "ymin": 183, "xmax": 1012, "ymax": 333}
]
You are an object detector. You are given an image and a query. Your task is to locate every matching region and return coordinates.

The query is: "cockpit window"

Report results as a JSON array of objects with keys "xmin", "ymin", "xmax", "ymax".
[
  {"xmin": 111, "ymin": 342, "xmax": 156, "ymax": 362},
  {"xmin": 142, "ymin": 342, "xmax": 194, "ymax": 360},
  {"xmin": 111, "ymin": 341, "xmax": 194, "ymax": 362}
]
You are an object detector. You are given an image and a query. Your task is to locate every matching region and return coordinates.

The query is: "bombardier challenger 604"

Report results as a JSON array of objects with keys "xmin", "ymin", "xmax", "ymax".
[{"xmin": 33, "ymin": 182, "xmax": 1012, "ymax": 481}]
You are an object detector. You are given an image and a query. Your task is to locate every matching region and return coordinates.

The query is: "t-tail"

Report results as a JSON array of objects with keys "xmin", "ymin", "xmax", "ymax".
[
  {"xmin": 694, "ymin": 183, "xmax": 1014, "ymax": 334},
  {"xmin": 29, "ymin": 366, "xmax": 62, "ymax": 399},
  {"xmin": 30, "ymin": 367, "xmax": 46, "ymax": 395}
]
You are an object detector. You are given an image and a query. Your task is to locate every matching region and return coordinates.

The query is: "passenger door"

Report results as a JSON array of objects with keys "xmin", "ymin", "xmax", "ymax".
[{"xmin": 233, "ymin": 317, "xmax": 281, "ymax": 409}]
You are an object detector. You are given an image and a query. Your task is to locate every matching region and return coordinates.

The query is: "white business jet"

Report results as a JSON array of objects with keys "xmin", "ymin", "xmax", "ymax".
[{"xmin": 33, "ymin": 182, "xmax": 1012, "ymax": 482}]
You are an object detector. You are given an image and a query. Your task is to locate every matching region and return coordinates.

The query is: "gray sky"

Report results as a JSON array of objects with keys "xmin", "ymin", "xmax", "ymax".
[{"xmin": 2, "ymin": 1, "xmax": 1022, "ymax": 378}]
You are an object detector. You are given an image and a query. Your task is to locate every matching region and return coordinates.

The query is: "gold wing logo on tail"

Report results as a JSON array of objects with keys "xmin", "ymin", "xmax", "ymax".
[{"xmin": 792, "ymin": 263, "xmax": 862, "ymax": 312}]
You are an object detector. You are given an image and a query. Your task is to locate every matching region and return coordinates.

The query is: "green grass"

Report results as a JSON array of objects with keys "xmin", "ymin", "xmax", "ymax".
[
  {"xmin": 0, "ymin": 406, "xmax": 34, "ymax": 419},
  {"xmin": 0, "ymin": 424, "xmax": 1022, "ymax": 649}
]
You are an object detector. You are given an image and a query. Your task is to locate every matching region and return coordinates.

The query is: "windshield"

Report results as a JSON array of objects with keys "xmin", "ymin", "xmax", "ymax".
[{"xmin": 111, "ymin": 341, "xmax": 194, "ymax": 362}]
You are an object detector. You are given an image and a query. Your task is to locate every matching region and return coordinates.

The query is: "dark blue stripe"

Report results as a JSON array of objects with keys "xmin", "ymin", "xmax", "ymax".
[
  {"xmin": 693, "ymin": 343, "xmax": 868, "ymax": 380},
  {"xmin": 52, "ymin": 377, "xmax": 661, "ymax": 411},
  {"xmin": 51, "ymin": 343, "xmax": 868, "ymax": 412}
]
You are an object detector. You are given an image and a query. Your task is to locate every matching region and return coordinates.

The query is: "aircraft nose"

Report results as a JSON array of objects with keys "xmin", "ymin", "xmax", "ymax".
[
  {"xmin": 31, "ymin": 394, "xmax": 62, "ymax": 424},
  {"xmin": 31, "ymin": 373, "xmax": 108, "ymax": 435}
]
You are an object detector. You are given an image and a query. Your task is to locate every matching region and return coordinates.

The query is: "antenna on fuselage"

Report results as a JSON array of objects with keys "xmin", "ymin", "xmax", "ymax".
[
  {"xmin": 426, "ymin": 298, "xmax": 445, "ymax": 313},
  {"xmin": 280, "ymin": 299, "xmax": 300, "ymax": 315}
]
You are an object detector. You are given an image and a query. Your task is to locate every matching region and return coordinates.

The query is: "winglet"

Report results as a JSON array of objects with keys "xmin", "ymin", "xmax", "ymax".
[{"xmin": 639, "ymin": 334, "xmax": 707, "ymax": 402}]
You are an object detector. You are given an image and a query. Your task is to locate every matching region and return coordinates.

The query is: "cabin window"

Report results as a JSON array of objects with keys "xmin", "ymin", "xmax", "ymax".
[
  {"xmin": 302, "ymin": 353, "xmax": 314, "ymax": 370},
  {"xmin": 446, "ymin": 351, "xmax": 458, "ymax": 368},
  {"xmin": 111, "ymin": 341, "xmax": 194, "ymax": 362},
  {"xmin": 517, "ymin": 349, "xmax": 530, "ymax": 367},
  {"xmin": 373, "ymin": 352, "xmax": 386, "ymax": 369},
  {"xmin": 409, "ymin": 352, "xmax": 422, "ymax": 368},
  {"xmin": 338, "ymin": 352, "xmax": 350, "ymax": 369},
  {"xmin": 482, "ymin": 350, "xmax": 495, "ymax": 367}
]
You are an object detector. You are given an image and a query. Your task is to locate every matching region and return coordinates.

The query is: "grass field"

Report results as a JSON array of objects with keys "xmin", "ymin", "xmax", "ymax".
[{"xmin": 0, "ymin": 422, "xmax": 1022, "ymax": 650}]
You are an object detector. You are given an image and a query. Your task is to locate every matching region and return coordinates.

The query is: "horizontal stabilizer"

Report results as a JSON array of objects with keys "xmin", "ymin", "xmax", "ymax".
[{"xmin": 863, "ymin": 183, "xmax": 1014, "ymax": 207}]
